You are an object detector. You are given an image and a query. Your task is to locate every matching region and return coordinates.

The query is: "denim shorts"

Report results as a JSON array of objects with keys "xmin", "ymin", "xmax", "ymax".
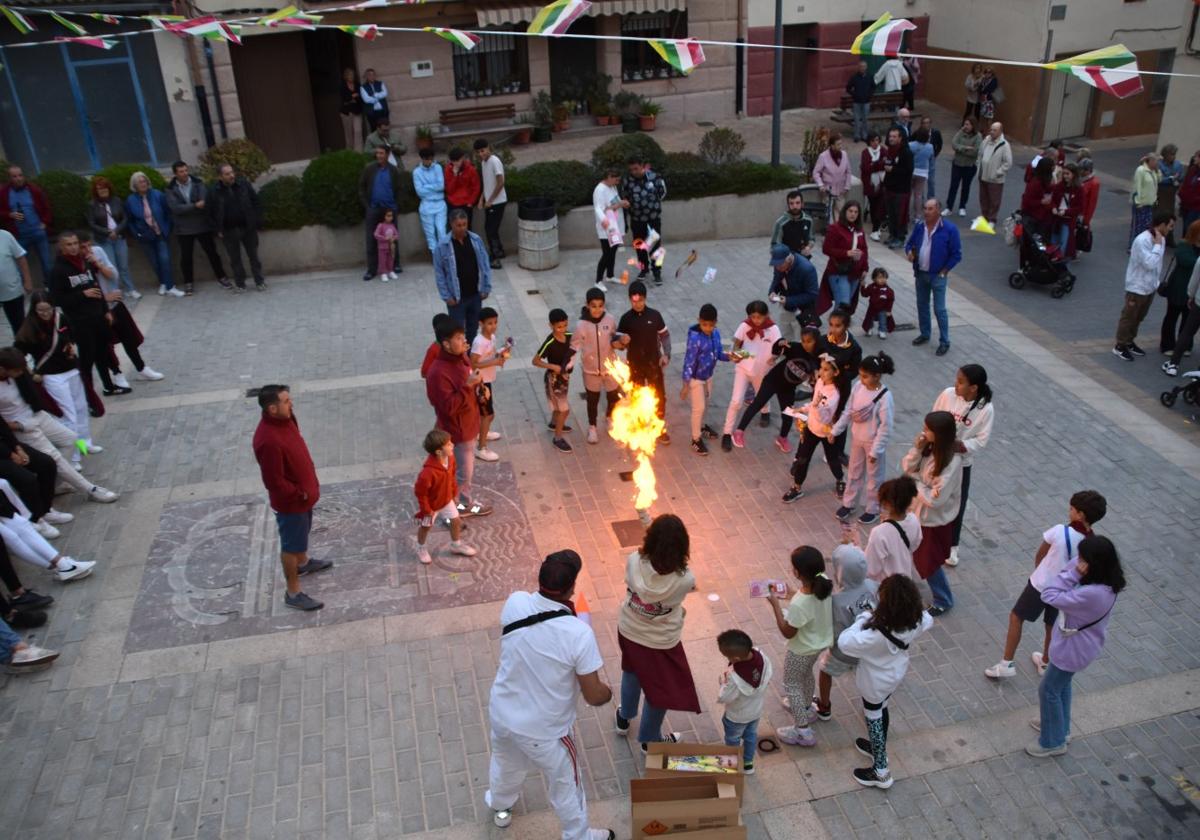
[{"xmin": 275, "ymin": 510, "xmax": 313, "ymax": 554}]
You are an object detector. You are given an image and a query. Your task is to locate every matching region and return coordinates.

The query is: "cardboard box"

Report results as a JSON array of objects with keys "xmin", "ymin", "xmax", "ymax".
[
  {"xmin": 643, "ymin": 741, "xmax": 746, "ymax": 802},
  {"xmin": 630, "ymin": 776, "xmax": 741, "ymax": 838}
]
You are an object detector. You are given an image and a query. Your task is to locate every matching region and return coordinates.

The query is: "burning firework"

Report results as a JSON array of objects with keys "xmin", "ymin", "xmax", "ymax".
[{"xmin": 604, "ymin": 357, "xmax": 665, "ymax": 519}]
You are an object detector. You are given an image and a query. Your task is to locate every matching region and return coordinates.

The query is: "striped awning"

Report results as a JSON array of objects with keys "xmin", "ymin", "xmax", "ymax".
[{"xmin": 476, "ymin": 0, "xmax": 686, "ymax": 28}]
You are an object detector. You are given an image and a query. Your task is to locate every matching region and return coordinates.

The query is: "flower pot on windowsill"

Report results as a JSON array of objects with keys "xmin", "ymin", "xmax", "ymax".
[
  {"xmin": 512, "ymin": 127, "xmax": 532, "ymax": 145},
  {"xmin": 638, "ymin": 115, "xmax": 656, "ymax": 131}
]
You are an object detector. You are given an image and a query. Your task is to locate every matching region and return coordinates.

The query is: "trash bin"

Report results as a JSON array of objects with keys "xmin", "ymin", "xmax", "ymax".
[{"xmin": 517, "ymin": 197, "xmax": 559, "ymax": 271}]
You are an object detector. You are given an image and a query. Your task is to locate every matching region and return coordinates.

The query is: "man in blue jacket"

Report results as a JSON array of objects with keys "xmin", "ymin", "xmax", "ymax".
[
  {"xmin": 904, "ymin": 198, "xmax": 962, "ymax": 355},
  {"xmin": 768, "ymin": 243, "xmax": 818, "ymax": 339},
  {"xmin": 434, "ymin": 210, "xmax": 492, "ymax": 343},
  {"xmin": 413, "ymin": 147, "xmax": 447, "ymax": 253}
]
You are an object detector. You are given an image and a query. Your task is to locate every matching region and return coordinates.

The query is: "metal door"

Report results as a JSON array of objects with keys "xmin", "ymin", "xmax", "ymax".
[{"xmin": 1047, "ymin": 69, "xmax": 1092, "ymax": 141}]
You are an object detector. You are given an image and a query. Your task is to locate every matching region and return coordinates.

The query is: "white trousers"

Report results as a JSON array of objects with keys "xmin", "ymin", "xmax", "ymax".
[
  {"xmin": 0, "ymin": 477, "xmax": 57, "ymax": 570},
  {"xmin": 15, "ymin": 411, "xmax": 94, "ymax": 495},
  {"xmin": 40, "ymin": 369, "xmax": 91, "ymax": 452},
  {"xmin": 486, "ymin": 721, "xmax": 591, "ymax": 840},
  {"xmin": 722, "ymin": 366, "xmax": 768, "ymax": 434}
]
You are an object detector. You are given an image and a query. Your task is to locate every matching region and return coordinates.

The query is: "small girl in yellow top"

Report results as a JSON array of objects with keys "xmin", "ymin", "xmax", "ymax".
[{"xmin": 767, "ymin": 545, "xmax": 833, "ymax": 746}]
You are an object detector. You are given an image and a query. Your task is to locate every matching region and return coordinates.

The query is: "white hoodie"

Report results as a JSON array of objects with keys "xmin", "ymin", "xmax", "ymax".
[
  {"xmin": 618, "ymin": 551, "xmax": 695, "ymax": 650},
  {"xmin": 837, "ymin": 610, "xmax": 933, "ymax": 704},
  {"xmin": 931, "ymin": 387, "xmax": 993, "ymax": 468},
  {"xmin": 716, "ymin": 647, "xmax": 774, "ymax": 724}
]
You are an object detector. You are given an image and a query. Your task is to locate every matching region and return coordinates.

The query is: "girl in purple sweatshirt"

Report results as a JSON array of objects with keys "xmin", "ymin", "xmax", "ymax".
[{"xmin": 1028, "ymin": 536, "xmax": 1124, "ymax": 757}]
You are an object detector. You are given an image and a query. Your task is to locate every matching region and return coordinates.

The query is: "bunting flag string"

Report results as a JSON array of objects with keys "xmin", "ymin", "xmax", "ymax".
[
  {"xmin": 164, "ymin": 17, "xmax": 242, "ymax": 45},
  {"xmin": 336, "ymin": 24, "xmax": 380, "ymax": 40},
  {"xmin": 259, "ymin": 6, "xmax": 322, "ymax": 29},
  {"xmin": 0, "ymin": 7, "xmax": 36, "ymax": 34},
  {"xmin": 88, "ymin": 13, "xmax": 119, "ymax": 25},
  {"xmin": 423, "ymin": 27, "xmax": 480, "ymax": 50},
  {"xmin": 527, "ymin": 0, "xmax": 590, "ymax": 36},
  {"xmin": 850, "ymin": 12, "xmax": 916, "ymax": 57},
  {"xmin": 54, "ymin": 35, "xmax": 116, "ymax": 50},
  {"xmin": 1042, "ymin": 44, "xmax": 1144, "ymax": 100},
  {"xmin": 647, "ymin": 38, "xmax": 705, "ymax": 75}
]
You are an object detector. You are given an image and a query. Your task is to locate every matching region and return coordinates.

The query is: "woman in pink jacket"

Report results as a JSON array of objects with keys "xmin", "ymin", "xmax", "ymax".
[{"xmin": 813, "ymin": 133, "xmax": 852, "ymax": 224}]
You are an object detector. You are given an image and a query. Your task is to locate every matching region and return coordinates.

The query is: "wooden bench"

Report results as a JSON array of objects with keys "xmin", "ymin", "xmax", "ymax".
[
  {"xmin": 831, "ymin": 91, "xmax": 913, "ymax": 126},
  {"xmin": 435, "ymin": 102, "xmax": 532, "ymax": 147}
]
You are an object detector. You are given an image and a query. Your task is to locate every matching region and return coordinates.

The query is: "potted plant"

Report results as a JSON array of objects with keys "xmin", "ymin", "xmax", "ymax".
[
  {"xmin": 512, "ymin": 112, "xmax": 533, "ymax": 145},
  {"xmin": 592, "ymin": 103, "xmax": 611, "ymax": 126},
  {"xmin": 415, "ymin": 124, "xmax": 435, "ymax": 151},
  {"xmin": 532, "ymin": 91, "xmax": 554, "ymax": 142},
  {"xmin": 638, "ymin": 99, "xmax": 662, "ymax": 131},
  {"xmin": 552, "ymin": 102, "xmax": 572, "ymax": 132}
]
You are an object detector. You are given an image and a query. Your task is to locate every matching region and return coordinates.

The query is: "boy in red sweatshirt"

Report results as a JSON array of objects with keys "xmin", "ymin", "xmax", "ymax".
[
  {"xmin": 413, "ymin": 429, "xmax": 477, "ymax": 565},
  {"xmin": 421, "ymin": 313, "xmax": 453, "ymax": 379}
]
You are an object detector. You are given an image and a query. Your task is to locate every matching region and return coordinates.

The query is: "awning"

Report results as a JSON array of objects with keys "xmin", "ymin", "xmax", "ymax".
[{"xmin": 476, "ymin": 0, "xmax": 686, "ymax": 28}]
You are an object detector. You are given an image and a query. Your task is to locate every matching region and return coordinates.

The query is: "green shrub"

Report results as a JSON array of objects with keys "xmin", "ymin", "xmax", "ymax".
[
  {"xmin": 662, "ymin": 152, "xmax": 714, "ymax": 201},
  {"xmin": 660, "ymin": 154, "xmax": 798, "ymax": 201},
  {"xmin": 720, "ymin": 161, "xmax": 801, "ymax": 195},
  {"xmin": 199, "ymin": 138, "xmax": 271, "ymax": 183},
  {"xmin": 506, "ymin": 161, "xmax": 595, "ymax": 215},
  {"xmin": 33, "ymin": 170, "xmax": 89, "ymax": 234},
  {"xmin": 259, "ymin": 175, "xmax": 316, "ymax": 230},
  {"xmin": 94, "ymin": 164, "xmax": 166, "ymax": 199},
  {"xmin": 301, "ymin": 150, "xmax": 371, "ymax": 227},
  {"xmin": 698, "ymin": 127, "xmax": 746, "ymax": 166},
  {"xmin": 590, "ymin": 134, "xmax": 666, "ymax": 176}
]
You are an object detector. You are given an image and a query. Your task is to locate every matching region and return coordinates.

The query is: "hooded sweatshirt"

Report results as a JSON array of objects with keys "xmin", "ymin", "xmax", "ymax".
[
  {"xmin": 570, "ymin": 311, "xmax": 618, "ymax": 379},
  {"xmin": 681, "ymin": 324, "xmax": 728, "ymax": 383},
  {"xmin": 1041, "ymin": 566, "xmax": 1118, "ymax": 673},
  {"xmin": 617, "ymin": 551, "xmax": 695, "ymax": 650},
  {"xmin": 828, "ymin": 546, "xmax": 880, "ymax": 665},
  {"xmin": 838, "ymin": 609, "xmax": 933, "ymax": 704},
  {"xmin": 717, "ymin": 647, "xmax": 774, "ymax": 724},
  {"xmin": 932, "ymin": 387, "xmax": 994, "ymax": 468},
  {"xmin": 412, "ymin": 452, "xmax": 457, "ymax": 519}
]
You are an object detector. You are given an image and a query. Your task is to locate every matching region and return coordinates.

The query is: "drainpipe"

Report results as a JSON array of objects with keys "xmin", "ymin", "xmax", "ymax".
[
  {"xmin": 184, "ymin": 37, "xmax": 216, "ymax": 147},
  {"xmin": 204, "ymin": 40, "xmax": 228, "ymax": 141},
  {"xmin": 770, "ymin": 0, "xmax": 782, "ymax": 165}
]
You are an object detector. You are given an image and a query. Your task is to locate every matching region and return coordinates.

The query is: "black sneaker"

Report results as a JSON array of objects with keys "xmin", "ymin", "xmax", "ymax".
[
  {"xmin": 393, "ymin": 264, "xmax": 404, "ymax": 274},
  {"xmin": 782, "ymin": 487, "xmax": 805, "ymax": 503},
  {"xmin": 653, "ymin": 275, "xmax": 663, "ymax": 287},
  {"xmin": 691, "ymin": 438, "xmax": 708, "ymax": 456},
  {"xmin": 927, "ymin": 604, "xmax": 949, "ymax": 617},
  {"xmin": 835, "ymin": 481, "xmax": 846, "ymax": 497},
  {"xmin": 1112, "ymin": 345, "xmax": 1134, "ymax": 361},
  {"xmin": 255, "ymin": 283, "xmax": 267, "ymax": 292},
  {"xmin": 853, "ymin": 766, "xmax": 893, "ymax": 789},
  {"xmin": 102, "ymin": 386, "xmax": 133, "ymax": 396},
  {"xmin": 912, "ymin": 336, "xmax": 930, "ymax": 346},
  {"xmin": 489, "ymin": 259, "xmax": 502, "ymax": 270},
  {"xmin": 233, "ymin": 285, "xmax": 246, "ymax": 293},
  {"xmin": 362, "ymin": 273, "xmax": 373, "ymax": 282},
  {"xmin": 284, "ymin": 591, "xmax": 323, "ymax": 611},
  {"xmin": 835, "ymin": 506, "xmax": 855, "ymax": 521},
  {"xmin": 547, "ymin": 422, "xmax": 573, "ymax": 432},
  {"xmin": 552, "ymin": 437, "xmax": 573, "ymax": 453},
  {"xmin": 641, "ymin": 732, "xmax": 680, "ymax": 753},
  {"xmin": 758, "ymin": 413, "xmax": 771, "ymax": 428},
  {"xmin": 184, "ymin": 283, "xmax": 195, "ymax": 296},
  {"xmin": 857, "ymin": 511, "xmax": 879, "ymax": 525},
  {"xmin": 217, "ymin": 277, "xmax": 233, "ymax": 289},
  {"xmin": 701, "ymin": 424, "xmax": 719, "ymax": 440},
  {"xmin": 1128, "ymin": 342, "xmax": 1146, "ymax": 357},
  {"xmin": 812, "ymin": 696, "xmax": 832, "ymax": 721},
  {"xmin": 11, "ymin": 590, "xmax": 53, "ymax": 609},
  {"xmin": 6, "ymin": 609, "xmax": 46, "ymax": 628},
  {"xmin": 721, "ymin": 434, "xmax": 733, "ymax": 452},
  {"xmin": 615, "ymin": 710, "xmax": 630, "ymax": 733},
  {"xmin": 297, "ymin": 558, "xmax": 333, "ymax": 576},
  {"xmin": 854, "ymin": 737, "xmax": 873, "ymax": 757},
  {"xmin": 637, "ymin": 269, "xmax": 649, "ymax": 281},
  {"xmin": 935, "ymin": 344, "xmax": 950, "ymax": 356}
]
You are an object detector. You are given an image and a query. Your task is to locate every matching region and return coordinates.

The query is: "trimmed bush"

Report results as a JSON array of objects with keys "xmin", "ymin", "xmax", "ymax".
[
  {"xmin": 506, "ymin": 161, "xmax": 595, "ymax": 215},
  {"xmin": 661, "ymin": 152, "xmax": 713, "ymax": 201},
  {"xmin": 199, "ymin": 138, "xmax": 271, "ymax": 183},
  {"xmin": 698, "ymin": 127, "xmax": 746, "ymax": 166},
  {"xmin": 301, "ymin": 150, "xmax": 371, "ymax": 227},
  {"xmin": 590, "ymin": 134, "xmax": 666, "ymax": 176},
  {"xmin": 662, "ymin": 153, "xmax": 800, "ymax": 201},
  {"xmin": 94, "ymin": 164, "xmax": 166, "ymax": 199},
  {"xmin": 719, "ymin": 161, "xmax": 802, "ymax": 196},
  {"xmin": 33, "ymin": 170, "xmax": 89, "ymax": 234},
  {"xmin": 259, "ymin": 175, "xmax": 316, "ymax": 230}
]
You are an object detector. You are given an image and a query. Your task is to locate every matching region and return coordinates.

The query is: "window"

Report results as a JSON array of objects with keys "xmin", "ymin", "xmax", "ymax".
[
  {"xmin": 621, "ymin": 11, "xmax": 689, "ymax": 83},
  {"xmin": 452, "ymin": 28, "xmax": 529, "ymax": 100},
  {"xmin": 1150, "ymin": 48, "xmax": 1173, "ymax": 104}
]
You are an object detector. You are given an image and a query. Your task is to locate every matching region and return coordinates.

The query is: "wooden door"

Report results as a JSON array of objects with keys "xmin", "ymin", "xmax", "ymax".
[
  {"xmin": 231, "ymin": 32, "xmax": 320, "ymax": 162},
  {"xmin": 781, "ymin": 25, "xmax": 810, "ymax": 110}
]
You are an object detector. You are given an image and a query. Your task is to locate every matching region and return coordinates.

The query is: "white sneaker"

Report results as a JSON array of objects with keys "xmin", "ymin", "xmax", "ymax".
[
  {"xmin": 166, "ymin": 287, "xmax": 186, "ymax": 298},
  {"xmin": 43, "ymin": 508, "xmax": 74, "ymax": 525},
  {"xmin": 587, "ymin": 426, "xmax": 599, "ymax": 444},
  {"xmin": 129, "ymin": 289, "xmax": 143, "ymax": 300},
  {"xmin": 379, "ymin": 274, "xmax": 391, "ymax": 283},
  {"xmin": 1031, "ymin": 651, "xmax": 1048, "ymax": 676},
  {"xmin": 476, "ymin": 447, "xmax": 500, "ymax": 462},
  {"xmin": 864, "ymin": 326, "xmax": 874, "ymax": 337},
  {"xmin": 984, "ymin": 661, "xmax": 1016, "ymax": 679},
  {"xmin": 387, "ymin": 272, "xmax": 398, "ymax": 281},
  {"xmin": 595, "ymin": 281, "xmax": 608, "ymax": 292},
  {"xmin": 137, "ymin": 367, "xmax": 164, "ymax": 381},
  {"xmin": 72, "ymin": 461, "xmax": 84, "ymax": 472},
  {"xmin": 88, "ymin": 486, "xmax": 119, "ymax": 503},
  {"xmin": 958, "ymin": 208, "xmax": 967, "ymax": 217},
  {"xmin": 416, "ymin": 545, "xmax": 433, "ymax": 565},
  {"xmin": 86, "ymin": 442, "xmax": 103, "ymax": 454},
  {"xmin": 449, "ymin": 541, "xmax": 478, "ymax": 557},
  {"xmin": 33, "ymin": 520, "xmax": 59, "ymax": 539},
  {"xmin": 7, "ymin": 644, "xmax": 59, "ymax": 671},
  {"xmin": 940, "ymin": 208, "xmax": 951, "ymax": 217},
  {"xmin": 55, "ymin": 558, "xmax": 95, "ymax": 582},
  {"xmin": 946, "ymin": 546, "xmax": 959, "ymax": 566},
  {"xmin": 158, "ymin": 284, "xmax": 167, "ymax": 296},
  {"xmin": 111, "ymin": 372, "xmax": 131, "ymax": 389},
  {"xmin": 869, "ymin": 231, "xmax": 882, "ymax": 242},
  {"xmin": 878, "ymin": 330, "xmax": 887, "ymax": 340},
  {"xmin": 486, "ymin": 431, "xmax": 502, "ymax": 441}
]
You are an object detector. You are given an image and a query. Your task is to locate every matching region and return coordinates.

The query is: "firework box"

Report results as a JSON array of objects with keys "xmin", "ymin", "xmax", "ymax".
[
  {"xmin": 643, "ymin": 742, "xmax": 745, "ymax": 801},
  {"xmin": 630, "ymin": 775, "xmax": 743, "ymax": 838}
]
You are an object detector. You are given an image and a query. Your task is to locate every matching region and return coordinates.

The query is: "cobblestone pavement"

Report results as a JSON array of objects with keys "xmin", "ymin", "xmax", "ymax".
[{"xmin": 0, "ymin": 216, "xmax": 1196, "ymax": 839}]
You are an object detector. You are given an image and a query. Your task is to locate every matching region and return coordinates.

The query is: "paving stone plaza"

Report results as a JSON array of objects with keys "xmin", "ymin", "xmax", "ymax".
[{"xmin": 0, "ymin": 219, "xmax": 1198, "ymax": 840}]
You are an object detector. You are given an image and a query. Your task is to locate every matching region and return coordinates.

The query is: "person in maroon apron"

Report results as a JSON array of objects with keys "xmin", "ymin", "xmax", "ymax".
[{"xmin": 900, "ymin": 411, "xmax": 963, "ymax": 618}]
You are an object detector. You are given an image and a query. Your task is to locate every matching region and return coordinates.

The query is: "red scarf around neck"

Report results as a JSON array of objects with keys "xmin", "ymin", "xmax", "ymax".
[
  {"xmin": 743, "ymin": 316, "xmax": 775, "ymax": 341},
  {"xmin": 732, "ymin": 649, "xmax": 765, "ymax": 688}
]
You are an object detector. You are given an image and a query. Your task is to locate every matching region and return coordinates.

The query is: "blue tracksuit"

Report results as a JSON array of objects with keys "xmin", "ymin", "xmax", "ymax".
[{"xmin": 413, "ymin": 163, "xmax": 447, "ymax": 252}]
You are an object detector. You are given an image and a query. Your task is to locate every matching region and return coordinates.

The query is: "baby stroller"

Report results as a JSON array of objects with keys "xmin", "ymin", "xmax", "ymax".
[
  {"xmin": 1005, "ymin": 212, "xmax": 1075, "ymax": 298},
  {"xmin": 1160, "ymin": 368, "xmax": 1200, "ymax": 409}
]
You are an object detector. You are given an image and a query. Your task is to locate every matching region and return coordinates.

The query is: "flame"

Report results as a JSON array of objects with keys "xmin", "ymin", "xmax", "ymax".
[{"xmin": 604, "ymin": 357, "xmax": 665, "ymax": 512}]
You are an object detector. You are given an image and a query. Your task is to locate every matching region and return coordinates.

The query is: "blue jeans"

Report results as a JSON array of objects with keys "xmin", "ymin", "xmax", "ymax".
[
  {"xmin": 0, "ymin": 617, "xmax": 21, "ymax": 663},
  {"xmin": 914, "ymin": 270, "xmax": 950, "ymax": 347},
  {"xmin": 447, "ymin": 293, "xmax": 483, "ymax": 344},
  {"xmin": 100, "ymin": 237, "xmax": 136, "ymax": 294},
  {"xmin": 722, "ymin": 715, "xmax": 759, "ymax": 764},
  {"xmin": 620, "ymin": 670, "xmax": 668, "ymax": 744},
  {"xmin": 18, "ymin": 228, "xmax": 52, "ymax": 282},
  {"xmin": 927, "ymin": 160, "xmax": 937, "ymax": 200},
  {"xmin": 138, "ymin": 237, "xmax": 174, "ymax": 289},
  {"xmin": 875, "ymin": 312, "xmax": 889, "ymax": 333},
  {"xmin": 927, "ymin": 566, "xmax": 954, "ymax": 609},
  {"xmin": 829, "ymin": 275, "xmax": 860, "ymax": 308},
  {"xmin": 1051, "ymin": 223, "xmax": 1070, "ymax": 253},
  {"xmin": 1038, "ymin": 663, "xmax": 1074, "ymax": 749},
  {"xmin": 851, "ymin": 102, "xmax": 870, "ymax": 141}
]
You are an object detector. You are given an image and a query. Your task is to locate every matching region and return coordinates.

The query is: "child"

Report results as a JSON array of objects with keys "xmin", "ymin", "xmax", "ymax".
[
  {"xmin": 571, "ymin": 288, "xmax": 624, "ymax": 444},
  {"xmin": 421, "ymin": 314, "xmax": 454, "ymax": 380},
  {"xmin": 469, "ymin": 307, "xmax": 511, "ymax": 463},
  {"xmin": 680, "ymin": 303, "xmax": 729, "ymax": 456},
  {"xmin": 413, "ymin": 429, "xmax": 477, "ymax": 565},
  {"xmin": 984, "ymin": 490, "xmax": 1106, "ymax": 679},
  {"xmin": 783, "ymin": 354, "xmax": 845, "ymax": 502},
  {"xmin": 838, "ymin": 574, "xmax": 933, "ymax": 788},
  {"xmin": 731, "ymin": 327, "xmax": 823, "ymax": 453},
  {"xmin": 900, "ymin": 411, "xmax": 963, "ymax": 617},
  {"xmin": 721, "ymin": 300, "xmax": 780, "ymax": 445},
  {"xmin": 865, "ymin": 476, "xmax": 923, "ymax": 582},
  {"xmin": 766, "ymin": 546, "xmax": 833, "ymax": 747},
  {"xmin": 373, "ymin": 209, "xmax": 399, "ymax": 282},
  {"xmin": 813, "ymin": 545, "xmax": 878, "ymax": 720},
  {"xmin": 830, "ymin": 353, "xmax": 895, "ymax": 524},
  {"xmin": 533, "ymin": 309, "xmax": 576, "ymax": 453},
  {"xmin": 861, "ymin": 269, "xmax": 895, "ymax": 339},
  {"xmin": 716, "ymin": 629, "xmax": 773, "ymax": 775}
]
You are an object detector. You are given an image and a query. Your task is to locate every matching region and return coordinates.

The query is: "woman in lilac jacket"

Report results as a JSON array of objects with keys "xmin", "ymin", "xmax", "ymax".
[{"xmin": 1028, "ymin": 536, "xmax": 1124, "ymax": 757}]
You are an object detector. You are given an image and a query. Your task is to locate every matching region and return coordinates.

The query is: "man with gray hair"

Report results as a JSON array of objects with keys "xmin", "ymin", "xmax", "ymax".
[
  {"xmin": 208, "ymin": 164, "xmax": 265, "ymax": 292},
  {"xmin": 904, "ymin": 198, "xmax": 962, "ymax": 356},
  {"xmin": 977, "ymin": 121, "xmax": 1012, "ymax": 224}
]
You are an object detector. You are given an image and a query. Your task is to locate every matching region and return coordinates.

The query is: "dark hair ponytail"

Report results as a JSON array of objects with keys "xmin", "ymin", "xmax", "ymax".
[
  {"xmin": 860, "ymin": 351, "xmax": 895, "ymax": 377},
  {"xmin": 959, "ymin": 364, "xmax": 992, "ymax": 412},
  {"xmin": 790, "ymin": 546, "xmax": 832, "ymax": 600}
]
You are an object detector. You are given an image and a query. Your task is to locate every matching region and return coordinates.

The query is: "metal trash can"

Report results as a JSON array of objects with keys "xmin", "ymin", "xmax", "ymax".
[{"xmin": 517, "ymin": 197, "xmax": 559, "ymax": 271}]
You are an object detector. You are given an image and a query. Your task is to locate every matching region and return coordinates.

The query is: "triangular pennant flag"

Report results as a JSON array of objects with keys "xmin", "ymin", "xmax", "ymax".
[
  {"xmin": 166, "ymin": 17, "xmax": 243, "ymax": 46},
  {"xmin": 352, "ymin": 0, "xmax": 390, "ymax": 7},
  {"xmin": 970, "ymin": 216, "xmax": 996, "ymax": 235},
  {"xmin": 259, "ymin": 5, "xmax": 322, "ymax": 29},
  {"xmin": 55, "ymin": 36, "xmax": 117, "ymax": 50},
  {"xmin": 336, "ymin": 24, "xmax": 380, "ymax": 40},
  {"xmin": 527, "ymin": 0, "xmax": 590, "ymax": 36},
  {"xmin": 49, "ymin": 11, "xmax": 88, "ymax": 36},
  {"xmin": 145, "ymin": 15, "xmax": 187, "ymax": 30},
  {"xmin": 647, "ymin": 38, "xmax": 706, "ymax": 75},
  {"xmin": 423, "ymin": 27, "xmax": 481, "ymax": 50},
  {"xmin": 1042, "ymin": 44, "xmax": 1144, "ymax": 99},
  {"xmin": 89, "ymin": 13, "xmax": 120, "ymax": 25},
  {"xmin": 0, "ymin": 7, "xmax": 36, "ymax": 35},
  {"xmin": 850, "ymin": 13, "xmax": 916, "ymax": 57}
]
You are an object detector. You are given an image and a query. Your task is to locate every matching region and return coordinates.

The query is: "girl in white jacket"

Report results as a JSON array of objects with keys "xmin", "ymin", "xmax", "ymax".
[
  {"xmin": 783, "ymin": 355, "xmax": 845, "ymax": 502},
  {"xmin": 932, "ymin": 364, "xmax": 994, "ymax": 566},
  {"xmin": 830, "ymin": 352, "xmax": 895, "ymax": 524},
  {"xmin": 901, "ymin": 411, "xmax": 963, "ymax": 617},
  {"xmin": 592, "ymin": 169, "xmax": 628, "ymax": 291},
  {"xmin": 838, "ymin": 574, "xmax": 933, "ymax": 789}
]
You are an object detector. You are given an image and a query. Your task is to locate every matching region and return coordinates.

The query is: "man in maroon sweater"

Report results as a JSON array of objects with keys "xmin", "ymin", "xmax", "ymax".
[
  {"xmin": 252, "ymin": 385, "xmax": 333, "ymax": 611},
  {"xmin": 425, "ymin": 320, "xmax": 493, "ymax": 518}
]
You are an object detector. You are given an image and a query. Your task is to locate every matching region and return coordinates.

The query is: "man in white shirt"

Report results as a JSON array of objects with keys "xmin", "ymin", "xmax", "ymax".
[
  {"xmin": 485, "ymin": 550, "xmax": 615, "ymax": 840},
  {"xmin": 1113, "ymin": 209, "xmax": 1173, "ymax": 361},
  {"xmin": 0, "ymin": 229, "xmax": 32, "ymax": 335},
  {"xmin": 359, "ymin": 68, "xmax": 389, "ymax": 130},
  {"xmin": 475, "ymin": 138, "xmax": 507, "ymax": 269}
]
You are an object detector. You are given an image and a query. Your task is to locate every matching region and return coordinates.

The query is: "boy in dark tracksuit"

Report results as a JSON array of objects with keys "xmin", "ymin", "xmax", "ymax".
[
  {"xmin": 620, "ymin": 157, "xmax": 667, "ymax": 285},
  {"xmin": 617, "ymin": 281, "xmax": 671, "ymax": 444}
]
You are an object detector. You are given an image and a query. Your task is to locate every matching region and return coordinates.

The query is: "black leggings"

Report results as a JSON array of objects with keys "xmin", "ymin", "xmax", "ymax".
[
  {"xmin": 738, "ymin": 378, "xmax": 797, "ymax": 438},
  {"xmin": 585, "ymin": 389, "xmax": 619, "ymax": 426},
  {"xmin": 596, "ymin": 239, "xmax": 618, "ymax": 284},
  {"xmin": 790, "ymin": 430, "xmax": 845, "ymax": 488},
  {"xmin": 951, "ymin": 464, "xmax": 972, "ymax": 547},
  {"xmin": 1169, "ymin": 306, "xmax": 1200, "ymax": 365}
]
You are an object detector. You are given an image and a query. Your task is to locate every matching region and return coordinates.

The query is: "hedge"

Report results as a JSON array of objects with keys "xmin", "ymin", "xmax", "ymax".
[
  {"xmin": 94, "ymin": 164, "xmax": 167, "ymax": 199},
  {"xmin": 505, "ymin": 161, "xmax": 595, "ymax": 215},
  {"xmin": 591, "ymin": 134, "xmax": 666, "ymax": 175},
  {"xmin": 259, "ymin": 175, "xmax": 316, "ymax": 230},
  {"xmin": 199, "ymin": 138, "xmax": 270, "ymax": 183},
  {"xmin": 34, "ymin": 170, "xmax": 89, "ymax": 234},
  {"xmin": 301, "ymin": 150, "xmax": 371, "ymax": 227}
]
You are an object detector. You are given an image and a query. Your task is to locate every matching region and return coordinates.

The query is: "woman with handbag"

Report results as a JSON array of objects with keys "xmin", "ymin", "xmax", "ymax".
[
  {"xmin": 819, "ymin": 201, "xmax": 869, "ymax": 311},
  {"xmin": 1160, "ymin": 220, "xmax": 1200, "ymax": 355},
  {"xmin": 1076, "ymin": 159, "xmax": 1100, "ymax": 255}
]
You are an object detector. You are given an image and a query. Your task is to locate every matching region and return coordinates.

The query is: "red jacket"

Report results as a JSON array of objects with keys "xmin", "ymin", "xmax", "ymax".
[
  {"xmin": 425, "ymin": 348, "xmax": 480, "ymax": 443},
  {"xmin": 0, "ymin": 182, "xmax": 53, "ymax": 235},
  {"xmin": 413, "ymin": 452, "xmax": 458, "ymax": 518},
  {"xmin": 860, "ymin": 147, "xmax": 886, "ymax": 199},
  {"xmin": 1020, "ymin": 178, "xmax": 1053, "ymax": 224},
  {"xmin": 420, "ymin": 341, "xmax": 439, "ymax": 379},
  {"xmin": 1180, "ymin": 166, "xmax": 1200, "ymax": 215},
  {"xmin": 1051, "ymin": 182, "xmax": 1082, "ymax": 226},
  {"xmin": 444, "ymin": 160, "xmax": 481, "ymax": 208},
  {"xmin": 252, "ymin": 413, "xmax": 320, "ymax": 514},
  {"xmin": 1079, "ymin": 176, "xmax": 1101, "ymax": 226}
]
